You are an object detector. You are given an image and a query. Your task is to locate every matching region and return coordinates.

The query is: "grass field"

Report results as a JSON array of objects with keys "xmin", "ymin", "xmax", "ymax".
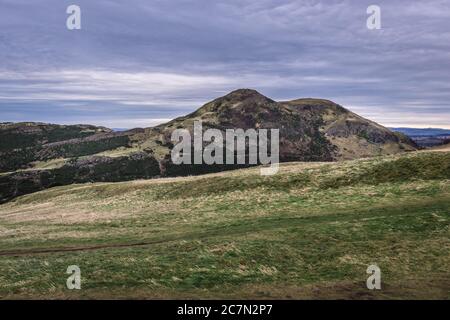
[{"xmin": 0, "ymin": 151, "xmax": 449, "ymax": 299}]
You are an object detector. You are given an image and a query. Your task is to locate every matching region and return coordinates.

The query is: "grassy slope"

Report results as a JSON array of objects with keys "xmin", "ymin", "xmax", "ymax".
[{"xmin": 0, "ymin": 151, "xmax": 449, "ymax": 299}]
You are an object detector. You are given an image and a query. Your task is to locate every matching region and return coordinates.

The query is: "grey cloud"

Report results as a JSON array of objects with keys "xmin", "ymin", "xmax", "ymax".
[{"xmin": 0, "ymin": 0, "xmax": 449, "ymax": 128}]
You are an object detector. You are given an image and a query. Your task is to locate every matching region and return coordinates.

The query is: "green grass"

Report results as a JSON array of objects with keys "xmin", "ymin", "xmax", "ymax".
[{"xmin": 0, "ymin": 151, "xmax": 449, "ymax": 299}]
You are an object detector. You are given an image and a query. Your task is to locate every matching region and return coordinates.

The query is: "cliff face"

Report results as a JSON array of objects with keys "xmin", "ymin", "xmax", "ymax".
[{"xmin": 0, "ymin": 90, "xmax": 417, "ymax": 202}]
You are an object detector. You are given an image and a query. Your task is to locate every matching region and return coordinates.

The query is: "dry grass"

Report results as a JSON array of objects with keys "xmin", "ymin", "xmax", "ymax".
[{"xmin": 0, "ymin": 151, "xmax": 448, "ymax": 299}]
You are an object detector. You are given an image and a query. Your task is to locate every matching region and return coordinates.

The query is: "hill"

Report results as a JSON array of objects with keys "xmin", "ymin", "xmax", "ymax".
[
  {"xmin": 391, "ymin": 127, "xmax": 450, "ymax": 147},
  {"xmin": 155, "ymin": 89, "xmax": 416, "ymax": 162},
  {"xmin": 0, "ymin": 122, "xmax": 134, "ymax": 173},
  {"xmin": 390, "ymin": 127, "xmax": 450, "ymax": 137},
  {"xmin": 0, "ymin": 90, "xmax": 417, "ymax": 203},
  {"xmin": 427, "ymin": 142, "xmax": 450, "ymax": 152},
  {"xmin": 0, "ymin": 122, "xmax": 112, "ymax": 152},
  {"xmin": 0, "ymin": 151, "xmax": 448, "ymax": 299}
]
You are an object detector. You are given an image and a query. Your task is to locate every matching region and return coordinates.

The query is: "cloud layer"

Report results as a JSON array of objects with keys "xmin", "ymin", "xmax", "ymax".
[{"xmin": 1, "ymin": 0, "xmax": 449, "ymax": 128}]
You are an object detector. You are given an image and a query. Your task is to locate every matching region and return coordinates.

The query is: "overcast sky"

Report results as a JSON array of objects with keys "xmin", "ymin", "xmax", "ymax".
[{"xmin": 1, "ymin": 0, "xmax": 449, "ymax": 128}]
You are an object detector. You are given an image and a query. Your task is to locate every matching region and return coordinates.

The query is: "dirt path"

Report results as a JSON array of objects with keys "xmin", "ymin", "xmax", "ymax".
[{"xmin": 0, "ymin": 239, "xmax": 174, "ymax": 257}]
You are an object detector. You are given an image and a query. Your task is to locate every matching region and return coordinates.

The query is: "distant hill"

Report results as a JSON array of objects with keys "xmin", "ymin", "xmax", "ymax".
[
  {"xmin": 155, "ymin": 89, "xmax": 416, "ymax": 161},
  {"xmin": 0, "ymin": 89, "xmax": 417, "ymax": 203},
  {"xmin": 0, "ymin": 122, "xmax": 112, "ymax": 152},
  {"xmin": 0, "ymin": 122, "xmax": 136, "ymax": 173},
  {"xmin": 390, "ymin": 127, "xmax": 450, "ymax": 147},
  {"xmin": 390, "ymin": 127, "xmax": 450, "ymax": 137}
]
